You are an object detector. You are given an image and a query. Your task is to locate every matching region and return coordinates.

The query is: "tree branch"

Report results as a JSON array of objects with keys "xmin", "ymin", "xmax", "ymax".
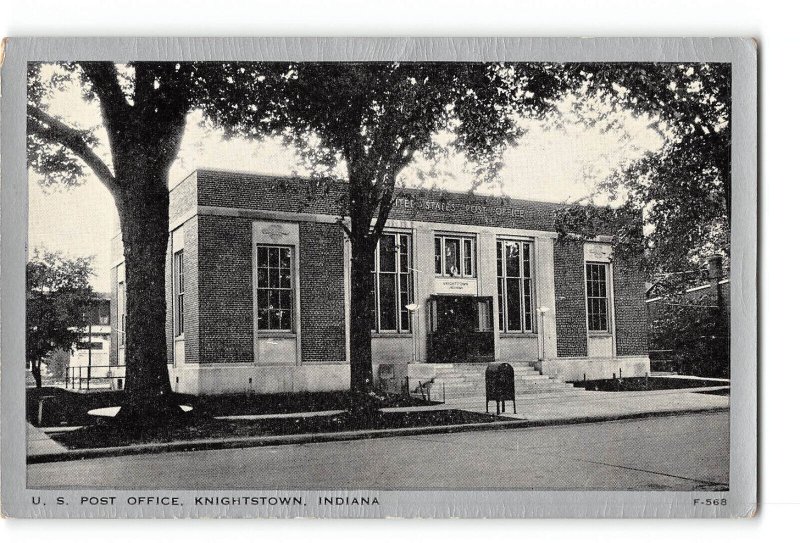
[
  {"xmin": 28, "ymin": 105, "xmax": 118, "ymax": 193},
  {"xmin": 370, "ymin": 171, "xmax": 399, "ymax": 242},
  {"xmin": 81, "ymin": 62, "xmax": 130, "ymax": 125},
  {"xmin": 336, "ymin": 217, "xmax": 353, "ymax": 239},
  {"xmin": 80, "ymin": 63, "xmax": 132, "ymax": 165}
]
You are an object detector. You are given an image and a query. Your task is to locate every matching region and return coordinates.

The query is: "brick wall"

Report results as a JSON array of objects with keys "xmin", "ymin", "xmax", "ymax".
[
  {"xmin": 197, "ymin": 214, "xmax": 253, "ymax": 365},
  {"xmin": 613, "ymin": 253, "xmax": 650, "ymax": 356},
  {"xmin": 194, "ymin": 169, "xmax": 601, "ymax": 233},
  {"xmin": 553, "ymin": 241, "xmax": 588, "ymax": 357},
  {"xmin": 165, "ymin": 235, "xmax": 173, "ymax": 364},
  {"xmin": 182, "ymin": 217, "xmax": 200, "ymax": 364},
  {"xmin": 299, "ymin": 222, "xmax": 347, "ymax": 362},
  {"xmin": 170, "ymin": 172, "xmax": 198, "ymax": 221},
  {"xmin": 159, "ymin": 170, "xmax": 651, "ymax": 369}
]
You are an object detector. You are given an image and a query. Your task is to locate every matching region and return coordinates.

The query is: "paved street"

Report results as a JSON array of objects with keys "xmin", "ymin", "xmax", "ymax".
[{"xmin": 28, "ymin": 411, "xmax": 728, "ymax": 491}]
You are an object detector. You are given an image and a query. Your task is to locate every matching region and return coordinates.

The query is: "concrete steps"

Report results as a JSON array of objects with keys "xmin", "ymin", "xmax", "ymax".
[{"xmin": 423, "ymin": 362, "xmax": 581, "ymax": 400}]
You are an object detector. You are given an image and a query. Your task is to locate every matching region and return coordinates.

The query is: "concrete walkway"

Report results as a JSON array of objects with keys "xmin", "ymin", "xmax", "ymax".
[
  {"xmin": 27, "ymin": 423, "xmax": 68, "ymax": 456},
  {"xmin": 447, "ymin": 386, "xmax": 729, "ymax": 421},
  {"xmin": 215, "ymin": 409, "xmax": 346, "ymax": 421},
  {"xmin": 382, "ymin": 386, "xmax": 729, "ymax": 422},
  {"xmin": 653, "ymin": 374, "xmax": 731, "ymax": 383}
]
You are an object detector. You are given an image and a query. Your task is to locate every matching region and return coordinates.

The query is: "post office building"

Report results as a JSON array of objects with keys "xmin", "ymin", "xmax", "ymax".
[{"xmin": 109, "ymin": 169, "xmax": 650, "ymax": 395}]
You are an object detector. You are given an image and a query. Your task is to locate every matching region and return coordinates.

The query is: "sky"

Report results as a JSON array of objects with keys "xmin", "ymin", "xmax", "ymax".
[{"xmin": 28, "ymin": 72, "xmax": 664, "ymax": 291}]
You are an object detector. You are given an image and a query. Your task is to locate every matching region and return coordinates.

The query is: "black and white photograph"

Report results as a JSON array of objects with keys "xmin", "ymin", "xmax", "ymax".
[{"xmin": 1, "ymin": 36, "xmax": 757, "ymax": 519}]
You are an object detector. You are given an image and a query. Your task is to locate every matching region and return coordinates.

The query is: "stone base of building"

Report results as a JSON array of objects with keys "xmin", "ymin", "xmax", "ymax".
[
  {"xmin": 407, "ymin": 363, "xmax": 437, "ymax": 384},
  {"xmin": 167, "ymin": 364, "xmax": 350, "ymax": 395},
  {"xmin": 540, "ymin": 356, "xmax": 651, "ymax": 382},
  {"xmin": 164, "ymin": 356, "xmax": 650, "ymax": 395}
]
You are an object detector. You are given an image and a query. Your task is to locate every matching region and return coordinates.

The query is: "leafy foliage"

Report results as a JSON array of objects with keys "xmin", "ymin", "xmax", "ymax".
[
  {"xmin": 554, "ymin": 63, "xmax": 731, "ymax": 283},
  {"xmin": 27, "ymin": 63, "xmax": 99, "ymax": 188},
  {"xmin": 200, "ymin": 62, "xmax": 567, "ymax": 237},
  {"xmin": 554, "ymin": 203, "xmax": 645, "ymax": 263},
  {"xmin": 649, "ymin": 292, "xmax": 729, "ymax": 378},
  {"xmin": 27, "ymin": 62, "xmax": 217, "ymax": 193},
  {"xmin": 26, "ymin": 250, "xmax": 95, "ymax": 386}
]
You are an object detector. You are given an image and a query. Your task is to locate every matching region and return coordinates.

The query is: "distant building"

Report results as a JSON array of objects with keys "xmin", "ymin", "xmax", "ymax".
[
  {"xmin": 111, "ymin": 169, "xmax": 652, "ymax": 395},
  {"xmin": 65, "ymin": 294, "xmax": 125, "ymax": 390},
  {"xmin": 646, "ymin": 256, "xmax": 730, "ymax": 320}
]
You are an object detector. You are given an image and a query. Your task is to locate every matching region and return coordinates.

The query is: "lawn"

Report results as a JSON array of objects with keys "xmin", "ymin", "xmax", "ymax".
[
  {"xmin": 27, "ymin": 387, "xmax": 127, "ymax": 427},
  {"xmin": 27, "ymin": 387, "xmax": 436, "ymax": 428},
  {"xmin": 49, "ymin": 409, "xmax": 512, "ymax": 450},
  {"xmin": 30, "ymin": 386, "xmax": 505, "ymax": 451},
  {"xmin": 570, "ymin": 376, "xmax": 730, "ymax": 393}
]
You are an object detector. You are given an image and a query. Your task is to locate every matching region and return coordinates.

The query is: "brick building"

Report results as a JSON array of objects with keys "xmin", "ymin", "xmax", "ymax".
[{"xmin": 109, "ymin": 169, "xmax": 650, "ymax": 395}]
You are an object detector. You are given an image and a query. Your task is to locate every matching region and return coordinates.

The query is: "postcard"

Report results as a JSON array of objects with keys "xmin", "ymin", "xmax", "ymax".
[{"xmin": 0, "ymin": 37, "xmax": 757, "ymax": 518}]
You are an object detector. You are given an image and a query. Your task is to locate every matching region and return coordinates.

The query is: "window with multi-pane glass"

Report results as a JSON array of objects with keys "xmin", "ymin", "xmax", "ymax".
[
  {"xmin": 173, "ymin": 250, "xmax": 185, "ymax": 336},
  {"xmin": 434, "ymin": 235, "xmax": 475, "ymax": 277},
  {"xmin": 370, "ymin": 233, "xmax": 412, "ymax": 332},
  {"xmin": 496, "ymin": 240, "xmax": 535, "ymax": 333},
  {"xmin": 585, "ymin": 262, "xmax": 610, "ymax": 332},
  {"xmin": 257, "ymin": 245, "xmax": 293, "ymax": 331}
]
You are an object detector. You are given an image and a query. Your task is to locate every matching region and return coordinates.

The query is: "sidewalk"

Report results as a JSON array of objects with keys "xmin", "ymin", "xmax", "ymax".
[
  {"xmin": 443, "ymin": 386, "xmax": 729, "ymax": 421},
  {"xmin": 27, "ymin": 423, "xmax": 68, "ymax": 456},
  {"xmin": 27, "ymin": 387, "xmax": 728, "ymax": 463}
]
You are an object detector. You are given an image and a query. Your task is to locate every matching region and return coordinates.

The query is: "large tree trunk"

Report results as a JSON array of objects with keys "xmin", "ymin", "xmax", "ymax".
[
  {"xmin": 115, "ymin": 170, "xmax": 182, "ymax": 423},
  {"xmin": 349, "ymin": 237, "xmax": 376, "ymax": 392},
  {"xmin": 31, "ymin": 360, "xmax": 43, "ymax": 388},
  {"xmin": 345, "ymin": 156, "xmax": 401, "ymax": 395}
]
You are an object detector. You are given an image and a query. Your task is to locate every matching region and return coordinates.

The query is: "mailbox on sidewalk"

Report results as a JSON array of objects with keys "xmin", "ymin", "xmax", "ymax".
[{"xmin": 485, "ymin": 363, "xmax": 516, "ymax": 414}]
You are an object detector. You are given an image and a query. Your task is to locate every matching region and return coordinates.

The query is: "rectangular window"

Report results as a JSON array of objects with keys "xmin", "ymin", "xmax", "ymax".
[
  {"xmin": 173, "ymin": 250, "xmax": 185, "ymax": 336},
  {"xmin": 463, "ymin": 239, "xmax": 473, "ymax": 276},
  {"xmin": 434, "ymin": 237, "xmax": 442, "ymax": 275},
  {"xmin": 434, "ymin": 235, "xmax": 476, "ymax": 278},
  {"xmin": 496, "ymin": 240, "xmax": 536, "ymax": 333},
  {"xmin": 372, "ymin": 232, "xmax": 413, "ymax": 333},
  {"xmin": 586, "ymin": 262, "xmax": 610, "ymax": 332},
  {"xmin": 257, "ymin": 245, "xmax": 293, "ymax": 331},
  {"xmin": 99, "ymin": 302, "xmax": 110, "ymax": 325}
]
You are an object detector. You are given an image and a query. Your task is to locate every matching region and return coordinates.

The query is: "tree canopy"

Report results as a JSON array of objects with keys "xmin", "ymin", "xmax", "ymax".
[
  {"xmin": 26, "ymin": 249, "xmax": 95, "ymax": 387},
  {"xmin": 27, "ymin": 62, "xmax": 212, "ymax": 193},
  {"xmin": 202, "ymin": 62, "xmax": 731, "ymax": 284},
  {"xmin": 554, "ymin": 63, "xmax": 731, "ymax": 285},
  {"xmin": 200, "ymin": 62, "xmax": 568, "ymax": 232}
]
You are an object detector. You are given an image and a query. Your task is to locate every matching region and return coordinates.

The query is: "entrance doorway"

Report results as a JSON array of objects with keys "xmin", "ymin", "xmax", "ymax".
[{"xmin": 426, "ymin": 295, "xmax": 494, "ymax": 364}]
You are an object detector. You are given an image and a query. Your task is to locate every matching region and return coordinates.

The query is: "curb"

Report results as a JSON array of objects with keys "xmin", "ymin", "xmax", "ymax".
[{"xmin": 27, "ymin": 406, "xmax": 729, "ymax": 464}]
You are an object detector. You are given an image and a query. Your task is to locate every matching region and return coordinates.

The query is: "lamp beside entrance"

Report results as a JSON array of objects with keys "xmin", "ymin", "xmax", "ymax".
[
  {"xmin": 405, "ymin": 303, "xmax": 420, "ymax": 364},
  {"xmin": 536, "ymin": 307, "xmax": 550, "ymax": 362}
]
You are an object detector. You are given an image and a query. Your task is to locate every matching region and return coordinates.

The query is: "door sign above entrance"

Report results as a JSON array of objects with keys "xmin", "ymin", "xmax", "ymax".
[{"xmin": 434, "ymin": 277, "xmax": 478, "ymax": 295}]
